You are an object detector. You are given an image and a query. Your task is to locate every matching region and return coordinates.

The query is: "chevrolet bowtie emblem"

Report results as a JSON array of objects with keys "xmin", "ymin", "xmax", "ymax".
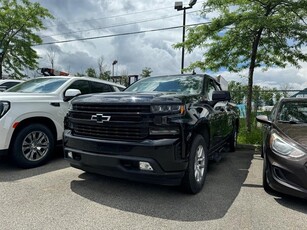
[{"xmin": 91, "ymin": 114, "xmax": 111, "ymax": 123}]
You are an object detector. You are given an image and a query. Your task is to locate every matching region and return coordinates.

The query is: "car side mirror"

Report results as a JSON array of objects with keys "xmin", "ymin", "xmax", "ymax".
[
  {"xmin": 64, "ymin": 89, "xmax": 81, "ymax": 102},
  {"xmin": 212, "ymin": 91, "xmax": 231, "ymax": 102},
  {"xmin": 256, "ymin": 115, "xmax": 272, "ymax": 125}
]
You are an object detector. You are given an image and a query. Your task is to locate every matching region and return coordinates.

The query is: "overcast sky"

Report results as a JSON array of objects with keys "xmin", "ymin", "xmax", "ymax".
[{"xmin": 32, "ymin": 0, "xmax": 307, "ymax": 90}]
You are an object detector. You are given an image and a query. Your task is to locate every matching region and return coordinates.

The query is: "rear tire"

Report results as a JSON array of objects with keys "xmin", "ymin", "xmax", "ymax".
[
  {"xmin": 181, "ymin": 135, "xmax": 208, "ymax": 194},
  {"xmin": 11, "ymin": 124, "xmax": 55, "ymax": 168}
]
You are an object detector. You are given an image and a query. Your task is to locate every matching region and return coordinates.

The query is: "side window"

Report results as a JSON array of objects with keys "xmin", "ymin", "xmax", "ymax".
[
  {"xmin": 2, "ymin": 82, "xmax": 21, "ymax": 88},
  {"xmin": 66, "ymin": 80, "xmax": 91, "ymax": 95},
  {"xmin": 90, "ymin": 81, "xmax": 113, "ymax": 93},
  {"xmin": 207, "ymin": 79, "xmax": 217, "ymax": 101}
]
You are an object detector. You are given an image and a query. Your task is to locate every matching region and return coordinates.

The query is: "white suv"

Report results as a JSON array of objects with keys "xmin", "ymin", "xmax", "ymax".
[
  {"xmin": 0, "ymin": 79, "xmax": 24, "ymax": 92},
  {"xmin": 0, "ymin": 76, "xmax": 125, "ymax": 168}
]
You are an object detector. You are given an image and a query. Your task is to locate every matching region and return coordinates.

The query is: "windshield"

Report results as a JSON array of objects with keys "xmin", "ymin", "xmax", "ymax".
[
  {"xmin": 7, "ymin": 78, "xmax": 69, "ymax": 93},
  {"xmin": 126, "ymin": 75, "xmax": 204, "ymax": 94},
  {"xmin": 278, "ymin": 101, "xmax": 307, "ymax": 123}
]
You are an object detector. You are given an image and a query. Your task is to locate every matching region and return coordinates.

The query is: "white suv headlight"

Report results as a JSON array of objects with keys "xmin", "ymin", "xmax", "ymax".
[
  {"xmin": 270, "ymin": 132, "xmax": 306, "ymax": 158},
  {"xmin": 0, "ymin": 101, "xmax": 10, "ymax": 118}
]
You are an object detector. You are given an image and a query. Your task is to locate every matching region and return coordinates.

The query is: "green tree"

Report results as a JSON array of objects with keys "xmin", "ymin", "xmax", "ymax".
[
  {"xmin": 140, "ymin": 67, "xmax": 153, "ymax": 78},
  {"xmin": 100, "ymin": 70, "xmax": 111, "ymax": 81},
  {"xmin": 0, "ymin": 0, "xmax": 53, "ymax": 79},
  {"xmin": 252, "ymin": 85, "xmax": 262, "ymax": 111},
  {"xmin": 228, "ymin": 81, "xmax": 247, "ymax": 104},
  {"xmin": 85, "ymin": 67, "xmax": 97, "ymax": 78},
  {"xmin": 274, "ymin": 88, "xmax": 282, "ymax": 102},
  {"xmin": 97, "ymin": 56, "xmax": 111, "ymax": 80},
  {"xmin": 261, "ymin": 87, "xmax": 274, "ymax": 106},
  {"xmin": 175, "ymin": 0, "xmax": 307, "ymax": 132}
]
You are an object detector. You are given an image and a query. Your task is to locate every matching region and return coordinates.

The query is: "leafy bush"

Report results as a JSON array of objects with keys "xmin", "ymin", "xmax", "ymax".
[{"xmin": 238, "ymin": 113, "xmax": 263, "ymax": 145}]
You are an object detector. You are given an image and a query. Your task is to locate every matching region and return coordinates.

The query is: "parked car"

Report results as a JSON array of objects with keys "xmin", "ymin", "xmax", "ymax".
[
  {"xmin": 64, "ymin": 74, "xmax": 240, "ymax": 194},
  {"xmin": 0, "ymin": 76, "xmax": 125, "ymax": 168},
  {"xmin": 256, "ymin": 98, "xmax": 307, "ymax": 199},
  {"xmin": 0, "ymin": 79, "xmax": 24, "ymax": 92}
]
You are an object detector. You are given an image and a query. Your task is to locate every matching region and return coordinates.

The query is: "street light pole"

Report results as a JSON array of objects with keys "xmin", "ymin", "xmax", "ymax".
[
  {"xmin": 174, "ymin": 0, "xmax": 197, "ymax": 74},
  {"xmin": 112, "ymin": 60, "xmax": 118, "ymax": 77},
  {"xmin": 181, "ymin": 8, "xmax": 186, "ymax": 74}
]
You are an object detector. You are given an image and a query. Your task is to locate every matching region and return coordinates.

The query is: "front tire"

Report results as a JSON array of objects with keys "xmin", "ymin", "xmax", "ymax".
[
  {"xmin": 262, "ymin": 154, "xmax": 274, "ymax": 193},
  {"xmin": 11, "ymin": 124, "xmax": 55, "ymax": 168},
  {"xmin": 228, "ymin": 126, "xmax": 238, "ymax": 152},
  {"xmin": 181, "ymin": 135, "xmax": 208, "ymax": 194}
]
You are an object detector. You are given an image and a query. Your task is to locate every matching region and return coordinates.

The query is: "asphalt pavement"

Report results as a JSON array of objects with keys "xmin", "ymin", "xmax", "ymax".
[{"xmin": 0, "ymin": 148, "xmax": 306, "ymax": 230}]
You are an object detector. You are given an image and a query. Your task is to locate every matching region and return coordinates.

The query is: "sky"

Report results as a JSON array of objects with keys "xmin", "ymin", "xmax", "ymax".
[{"xmin": 32, "ymin": 0, "xmax": 307, "ymax": 90}]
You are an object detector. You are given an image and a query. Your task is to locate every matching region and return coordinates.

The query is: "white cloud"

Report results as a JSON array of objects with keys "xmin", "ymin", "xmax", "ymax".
[{"xmin": 31, "ymin": 0, "xmax": 307, "ymax": 90}]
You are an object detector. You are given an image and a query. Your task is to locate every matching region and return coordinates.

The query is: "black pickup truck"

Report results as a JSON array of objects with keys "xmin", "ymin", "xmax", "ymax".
[{"xmin": 63, "ymin": 74, "xmax": 239, "ymax": 194}]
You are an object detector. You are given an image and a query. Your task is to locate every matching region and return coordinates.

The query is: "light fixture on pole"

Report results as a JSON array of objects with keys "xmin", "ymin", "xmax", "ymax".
[
  {"xmin": 174, "ymin": 0, "xmax": 197, "ymax": 74},
  {"xmin": 112, "ymin": 60, "xmax": 118, "ymax": 77}
]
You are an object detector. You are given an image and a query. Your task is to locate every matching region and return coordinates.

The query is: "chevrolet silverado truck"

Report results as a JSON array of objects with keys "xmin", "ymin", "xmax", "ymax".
[
  {"xmin": 0, "ymin": 76, "xmax": 125, "ymax": 168},
  {"xmin": 63, "ymin": 74, "xmax": 239, "ymax": 194}
]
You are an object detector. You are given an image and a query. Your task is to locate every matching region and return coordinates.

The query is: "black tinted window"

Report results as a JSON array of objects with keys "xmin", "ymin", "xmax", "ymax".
[
  {"xmin": 66, "ymin": 80, "xmax": 90, "ymax": 94},
  {"xmin": 90, "ymin": 81, "xmax": 113, "ymax": 93},
  {"xmin": 1, "ymin": 82, "xmax": 20, "ymax": 88}
]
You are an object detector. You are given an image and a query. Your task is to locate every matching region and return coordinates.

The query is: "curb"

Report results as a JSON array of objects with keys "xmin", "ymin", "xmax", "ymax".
[{"xmin": 237, "ymin": 144, "xmax": 260, "ymax": 151}]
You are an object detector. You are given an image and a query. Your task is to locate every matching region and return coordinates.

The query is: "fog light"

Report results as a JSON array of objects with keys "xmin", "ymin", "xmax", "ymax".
[
  {"xmin": 139, "ymin": 161, "xmax": 153, "ymax": 171},
  {"xmin": 67, "ymin": 151, "xmax": 73, "ymax": 158}
]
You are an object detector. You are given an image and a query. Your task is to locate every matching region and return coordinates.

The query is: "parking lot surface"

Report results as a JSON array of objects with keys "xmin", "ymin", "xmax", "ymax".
[{"xmin": 0, "ymin": 149, "xmax": 306, "ymax": 230}]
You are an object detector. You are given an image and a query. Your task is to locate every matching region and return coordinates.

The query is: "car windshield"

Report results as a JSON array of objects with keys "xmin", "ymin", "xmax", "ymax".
[
  {"xmin": 125, "ymin": 75, "xmax": 203, "ymax": 94},
  {"xmin": 278, "ymin": 101, "xmax": 307, "ymax": 123},
  {"xmin": 7, "ymin": 78, "xmax": 69, "ymax": 93}
]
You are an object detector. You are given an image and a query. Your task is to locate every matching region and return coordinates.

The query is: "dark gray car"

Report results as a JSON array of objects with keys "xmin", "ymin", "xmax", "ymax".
[{"xmin": 257, "ymin": 98, "xmax": 307, "ymax": 199}]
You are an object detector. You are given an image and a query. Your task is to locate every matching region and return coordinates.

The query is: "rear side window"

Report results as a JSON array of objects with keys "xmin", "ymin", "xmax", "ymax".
[
  {"xmin": 66, "ymin": 80, "xmax": 91, "ymax": 94},
  {"xmin": 1, "ymin": 82, "xmax": 20, "ymax": 88},
  {"xmin": 90, "ymin": 81, "xmax": 113, "ymax": 93}
]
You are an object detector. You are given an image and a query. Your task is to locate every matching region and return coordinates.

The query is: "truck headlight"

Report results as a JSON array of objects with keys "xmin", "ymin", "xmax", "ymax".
[
  {"xmin": 151, "ymin": 105, "xmax": 184, "ymax": 114},
  {"xmin": 270, "ymin": 132, "xmax": 306, "ymax": 158},
  {"xmin": 0, "ymin": 101, "xmax": 10, "ymax": 118}
]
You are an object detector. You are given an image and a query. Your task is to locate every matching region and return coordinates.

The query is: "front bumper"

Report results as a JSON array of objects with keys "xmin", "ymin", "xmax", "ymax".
[
  {"xmin": 266, "ymin": 148, "xmax": 307, "ymax": 199},
  {"xmin": 63, "ymin": 130, "xmax": 188, "ymax": 186}
]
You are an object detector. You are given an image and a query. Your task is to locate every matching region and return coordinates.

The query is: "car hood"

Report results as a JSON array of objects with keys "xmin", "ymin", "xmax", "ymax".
[
  {"xmin": 73, "ymin": 92, "xmax": 188, "ymax": 104},
  {"xmin": 0, "ymin": 92, "xmax": 59, "ymax": 102},
  {"xmin": 277, "ymin": 123, "xmax": 307, "ymax": 149}
]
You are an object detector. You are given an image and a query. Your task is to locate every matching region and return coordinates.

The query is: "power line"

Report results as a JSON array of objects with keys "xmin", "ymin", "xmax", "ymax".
[
  {"xmin": 36, "ymin": 22, "xmax": 208, "ymax": 46},
  {"xmin": 44, "ymin": 6, "xmax": 175, "ymax": 28},
  {"xmin": 43, "ymin": 1, "xmax": 205, "ymax": 29},
  {"xmin": 40, "ymin": 10, "xmax": 200, "ymax": 39}
]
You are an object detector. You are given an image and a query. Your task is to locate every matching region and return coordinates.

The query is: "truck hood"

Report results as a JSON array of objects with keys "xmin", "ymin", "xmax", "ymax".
[
  {"xmin": 73, "ymin": 92, "xmax": 187, "ymax": 104},
  {"xmin": 0, "ymin": 92, "xmax": 59, "ymax": 102}
]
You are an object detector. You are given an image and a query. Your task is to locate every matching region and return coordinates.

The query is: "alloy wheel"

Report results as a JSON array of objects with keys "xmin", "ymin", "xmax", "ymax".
[{"xmin": 22, "ymin": 131, "xmax": 50, "ymax": 161}]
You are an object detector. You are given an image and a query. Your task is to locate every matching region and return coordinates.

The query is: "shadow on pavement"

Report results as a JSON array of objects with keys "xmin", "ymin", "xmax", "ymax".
[
  {"xmin": 70, "ymin": 150, "xmax": 254, "ymax": 221},
  {"xmin": 0, "ymin": 147, "xmax": 69, "ymax": 182},
  {"xmin": 274, "ymin": 195, "xmax": 307, "ymax": 214}
]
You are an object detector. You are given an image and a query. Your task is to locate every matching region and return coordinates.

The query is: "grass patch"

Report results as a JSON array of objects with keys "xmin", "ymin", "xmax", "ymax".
[{"xmin": 238, "ymin": 114, "xmax": 263, "ymax": 145}]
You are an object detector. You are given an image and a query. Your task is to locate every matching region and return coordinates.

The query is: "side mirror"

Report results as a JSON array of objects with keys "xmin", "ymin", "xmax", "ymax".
[
  {"xmin": 256, "ymin": 115, "xmax": 272, "ymax": 125},
  {"xmin": 64, "ymin": 89, "xmax": 81, "ymax": 102},
  {"xmin": 212, "ymin": 91, "xmax": 231, "ymax": 102}
]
